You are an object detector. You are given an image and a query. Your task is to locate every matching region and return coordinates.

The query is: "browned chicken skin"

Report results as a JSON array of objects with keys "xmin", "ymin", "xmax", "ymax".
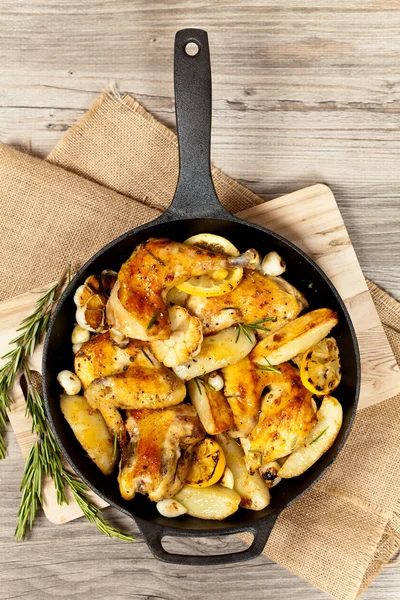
[
  {"xmin": 241, "ymin": 362, "xmax": 317, "ymax": 471},
  {"xmin": 107, "ymin": 238, "xmax": 256, "ymax": 342},
  {"xmin": 75, "ymin": 332, "xmax": 186, "ymax": 445},
  {"xmin": 118, "ymin": 404, "xmax": 205, "ymax": 502},
  {"xmin": 186, "ymin": 270, "xmax": 303, "ymax": 336},
  {"xmin": 222, "ymin": 356, "xmax": 263, "ymax": 437}
]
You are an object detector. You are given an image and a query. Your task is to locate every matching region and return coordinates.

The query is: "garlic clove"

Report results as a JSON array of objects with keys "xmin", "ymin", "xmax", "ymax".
[
  {"xmin": 208, "ymin": 371, "xmax": 224, "ymax": 391},
  {"xmin": 261, "ymin": 252, "xmax": 286, "ymax": 277},
  {"xmin": 156, "ymin": 498, "xmax": 187, "ymax": 518},
  {"xmin": 220, "ymin": 466, "xmax": 234, "ymax": 489},
  {"xmin": 74, "ymin": 284, "xmax": 92, "ymax": 308},
  {"xmin": 101, "ymin": 270, "xmax": 118, "ymax": 296},
  {"xmin": 76, "ymin": 306, "xmax": 107, "ymax": 333},
  {"xmin": 72, "ymin": 343, "xmax": 83, "ymax": 354},
  {"xmin": 84, "ymin": 274, "xmax": 102, "ymax": 293},
  {"xmin": 109, "ymin": 327, "xmax": 129, "ymax": 347},
  {"xmin": 259, "ymin": 461, "xmax": 282, "ymax": 487},
  {"xmin": 86, "ymin": 293, "xmax": 107, "ymax": 310},
  {"xmin": 71, "ymin": 324, "xmax": 91, "ymax": 344},
  {"xmin": 57, "ymin": 370, "xmax": 82, "ymax": 395}
]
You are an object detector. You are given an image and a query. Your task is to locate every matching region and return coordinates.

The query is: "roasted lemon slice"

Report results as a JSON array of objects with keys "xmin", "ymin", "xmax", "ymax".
[
  {"xmin": 186, "ymin": 438, "xmax": 226, "ymax": 488},
  {"xmin": 184, "ymin": 233, "xmax": 240, "ymax": 257},
  {"xmin": 300, "ymin": 337, "xmax": 341, "ymax": 395},
  {"xmin": 177, "ymin": 233, "xmax": 243, "ymax": 297}
]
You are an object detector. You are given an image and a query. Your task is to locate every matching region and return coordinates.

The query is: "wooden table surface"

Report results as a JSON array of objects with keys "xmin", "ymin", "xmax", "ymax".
[{"xmin": 1, "ymin": 1, "xmax": 399, "ymax": 599}]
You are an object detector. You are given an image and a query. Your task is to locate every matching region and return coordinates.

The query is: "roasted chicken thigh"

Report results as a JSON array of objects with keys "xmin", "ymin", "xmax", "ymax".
[{"xmin": 118, "ymin": 404, "xmax": 205, "ymax": 502}]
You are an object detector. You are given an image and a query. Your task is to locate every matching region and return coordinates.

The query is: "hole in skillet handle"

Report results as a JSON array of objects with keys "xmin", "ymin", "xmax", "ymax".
[
  {"xmin": 135, "ymin": 514, "xmax": 278, "ymax": 565},
  {"xmin": 185, "ymin": 41, "xmax": 199, "ymax": 56}
]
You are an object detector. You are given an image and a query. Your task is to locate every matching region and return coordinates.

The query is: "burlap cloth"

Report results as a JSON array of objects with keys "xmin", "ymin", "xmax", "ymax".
[{"xmin": 1, "ymin": 91, "xmax": 399, "ymax": 600}]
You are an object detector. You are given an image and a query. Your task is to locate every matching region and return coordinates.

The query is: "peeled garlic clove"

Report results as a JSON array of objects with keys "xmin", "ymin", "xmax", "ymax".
[
  {"xmin": 208, "ymin": 371, "xmax": 224, "ymax": 391},
  {"xmin": 72, "ymin": 343, "xmax": 83, "ymax": 354},
  {"xmin": 57, "ymin": 370, "xmax": 82, "ymax": 395},
  {"xmin": 220, "ymin": 466, "xmax": 234, "ymax": 489},
  {"xmin": 71, "ymin": 324, "xmax": 91, "ymax": 344},
  {"xmin": 156, "ymin": 498, "xmax": 187, "ymax": 518},
  {"xmin": 261, "ymin": 252, "xmax": 286, "ymax": 277}
]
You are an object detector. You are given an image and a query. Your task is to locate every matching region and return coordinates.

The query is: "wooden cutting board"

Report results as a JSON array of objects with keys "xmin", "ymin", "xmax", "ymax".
[{"xmin": 1, "ymin": 184, "xmax": 399, "ymax": 525}]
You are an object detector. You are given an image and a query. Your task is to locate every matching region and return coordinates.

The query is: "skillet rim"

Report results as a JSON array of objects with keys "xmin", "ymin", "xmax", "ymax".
[{"xmin": 42, "ymin": 212, "xmax": 361, "ymax": 538}]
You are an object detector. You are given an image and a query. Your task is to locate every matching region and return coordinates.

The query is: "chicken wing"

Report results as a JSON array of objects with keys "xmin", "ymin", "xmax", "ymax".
[
  {"xmin": 106, "ymin": 238, "xmax": 256, "ymax": 341},
  {"xmin": 74, "ymin": 332, "xmax": 146, "ymax": 390},
  {"xmin": 186, "ymin": 270, "xmax": 303, "ymax": 336},
  {"xmin": 241, "ymin": 362, "xmax": 317, "ymax": 471},
  {"xmin": 85, "ymin": 365, "xmax": 186, "ymax": 442},
  {"xmin": 118, "ymin": 405, "xmax": 205, "ymax": 502},
  {"xmin": 75, "ymin": 332, "xmax": 186, "ymax": 444}
]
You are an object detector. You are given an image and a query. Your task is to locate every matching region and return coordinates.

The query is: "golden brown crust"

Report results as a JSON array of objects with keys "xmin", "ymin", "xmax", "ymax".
[
  {"xmin": 115, "ymin": 238, "xmax": 234, "ymax": 340},
  {"xmin": 186, "ymin": 270, "xmax": 302, "ymax": 335}
]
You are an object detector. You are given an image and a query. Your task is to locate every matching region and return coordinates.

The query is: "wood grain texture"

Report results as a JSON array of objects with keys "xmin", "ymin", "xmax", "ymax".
[
  {"xmin": 1, "ymin": 183, "xmax": 399, "ymax": 597},
  {"xmin": 0, "ymin": 1, "xmax": 399, "ymax": 598}
]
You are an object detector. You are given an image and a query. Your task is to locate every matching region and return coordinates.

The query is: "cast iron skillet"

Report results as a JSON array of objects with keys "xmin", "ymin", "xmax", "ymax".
[{"xmin": 43, "ymin": 29, "xmax": 360, "ymax": 565}]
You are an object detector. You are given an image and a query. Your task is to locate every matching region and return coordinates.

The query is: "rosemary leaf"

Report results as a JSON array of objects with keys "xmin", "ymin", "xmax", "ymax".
[
  {"xmin": 146, "ymin": 310, "xmax": 159, "ymax": 330},
  {"xmin": 140, "ymin": 346, "xmax": 154, "ymax": 365},
  {"xmin": 255, "ymin": 358, "xmax": 281, "ymax": 374},
  {"xmin": 194, "ymin": 377, "xmax": 202, "ymax": 395},
  {"xmin": 310, "ymin": 427, "xmax": 328, "ymax": 446},
  {"xmin": 145, "ymin": 249, "xmax": 166, "ymax": 267}
]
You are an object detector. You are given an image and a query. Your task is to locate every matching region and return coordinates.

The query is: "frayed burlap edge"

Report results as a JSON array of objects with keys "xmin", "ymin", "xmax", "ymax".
[{"xmin": 47, "ymin": 88, "xmax": 263, "ymax": 210}]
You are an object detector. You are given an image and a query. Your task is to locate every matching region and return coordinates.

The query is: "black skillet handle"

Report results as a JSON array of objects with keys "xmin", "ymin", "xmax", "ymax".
[
  {"xmin": 136, "ymin": 515, "xmax": 278, "ymax": 565},
  {"xmin": 164, "ymin": 28, "xmax": 230, "ymax": 221}
]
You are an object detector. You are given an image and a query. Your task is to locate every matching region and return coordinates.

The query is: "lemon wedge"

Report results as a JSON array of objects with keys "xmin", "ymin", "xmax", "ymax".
[
  {"xmin": 177, "ymin": 233, "xmax": 243, "ymax": 297},
  {"xmin": 300, "ymin": 337, "xmax": 341, "ymax": 396},
  {"xmin": 186, "ymin": 438, "xmax": 226, "ymax": 488}
]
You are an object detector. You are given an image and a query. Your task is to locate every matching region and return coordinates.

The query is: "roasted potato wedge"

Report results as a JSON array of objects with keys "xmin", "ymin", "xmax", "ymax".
[
  {"xmin": 216, "ymin": 433, "xmax": 270, "ymax": 511},
  {"xmin": 278, "ymin": 395, "xmax": 343, "ymax": 478},
  {"xmin": 187, "ymin": 377, "xmax": 233, "ymax": 435},
  {"xmin": 173, "ymin": 325, "xmax": 256, "ymax": 380},
  {"xmin": 251, "ymin": 308, "xmax": 338, "ymax": 366},
  {"xmin": 60, "ymin": 394, "xmax": 118, "ymax": 475},
  {"xmin": 174, "ymin": 484, "xmax": 241, "ymax": 520}
]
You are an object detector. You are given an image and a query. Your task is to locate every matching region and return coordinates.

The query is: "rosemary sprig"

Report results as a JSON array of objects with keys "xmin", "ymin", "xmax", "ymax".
[
  {"xmin": 255, "ymin": 358, "xmax": 281, "ymax": 374},
  {"xmin": 140, "ymin": 346, "xmax": 154, "ymax": 365},
  {"xmin": 0, "ymin": 272, "xmax": 68, "ymax": 458},
  {"xmin": 145, "ymin": 249, "xmax": 166, "ymax": 267},
  {"xmin": 310, "ymin": 427, "xmax": 328, "ymax": 446},
  {"xmin": 147, "ymin": 310, "xmax": 159, "ymax": 330},
  {"xmin": 194, "ymin": 376, "xmax": 216, "ymax": 395},
  {"xmin": 234, "ymin": 318, "xmax": 275, "ymax": 344},
  {"xmin": 0, "ymin": 269, "xmax": 133, "ymax": 542}
]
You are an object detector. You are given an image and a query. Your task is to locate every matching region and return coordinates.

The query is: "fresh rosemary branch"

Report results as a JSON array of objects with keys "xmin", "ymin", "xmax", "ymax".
[
  {"xmin": 234, "ymin": 318, "xmax": 275, "ymax": 344},
  {"xmin": 310, "ymin": 427, "xmax": 328, "ymax": 446},
  {"xmin": 0, "ymin": 269, "xmax": 133, "ymax": 542},
  {"xmin": 0, "ymin": 273, "xmax": 68, "ymax": 458},
  {"xmin": 194, "ymin": 376, "xmax": 216, "ymax": 395}
]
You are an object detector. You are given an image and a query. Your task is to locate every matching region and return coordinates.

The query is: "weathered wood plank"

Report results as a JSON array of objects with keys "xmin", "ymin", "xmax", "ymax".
[{"xmin": 0, "ymin": 0, "xmax": 399, "ymax": 597}]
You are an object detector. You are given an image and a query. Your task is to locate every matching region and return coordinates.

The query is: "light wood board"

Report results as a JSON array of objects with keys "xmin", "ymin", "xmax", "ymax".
[{"xmin": 1, "ymin": 183, "xmax": 399, "ymax": 525}]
